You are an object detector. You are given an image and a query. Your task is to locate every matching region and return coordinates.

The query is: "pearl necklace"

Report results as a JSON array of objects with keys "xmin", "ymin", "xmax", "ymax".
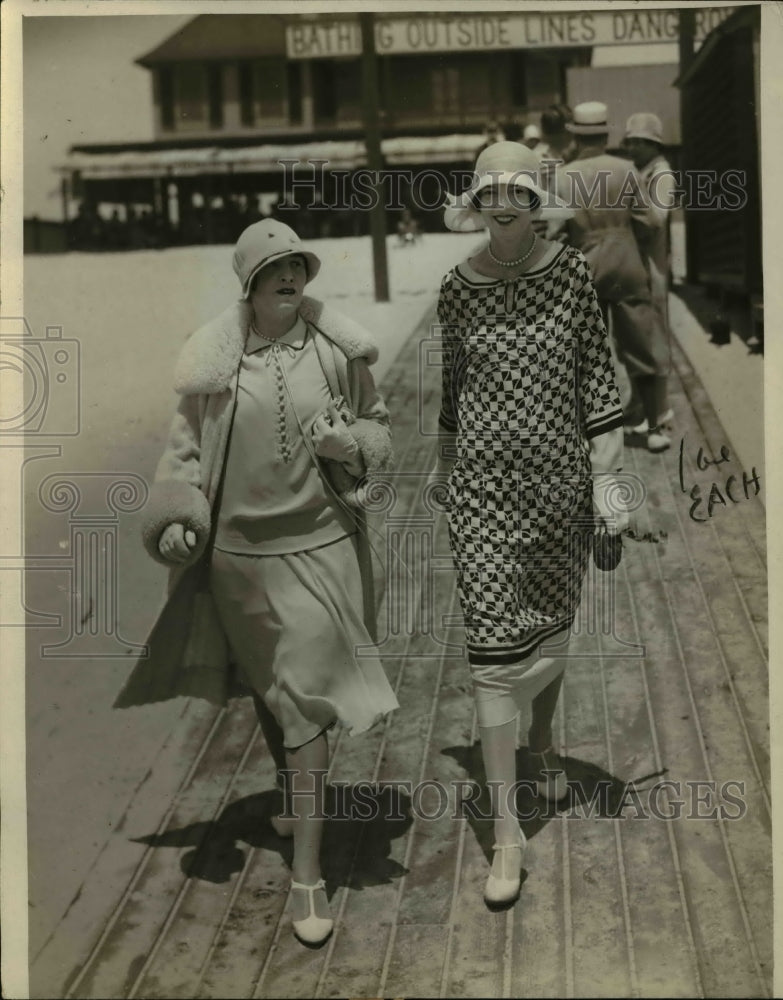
[
  {"xmin": 251, "ymin": 322, "xmax": 285, "ymax": 344},
  {"xmin": 487, "ymin": 234, "xmax": 537, "ymax": 268}
]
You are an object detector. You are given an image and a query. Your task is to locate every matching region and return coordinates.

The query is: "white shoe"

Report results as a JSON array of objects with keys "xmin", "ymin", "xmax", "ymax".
[
  {"xmin": 647, "ymin": 428, "xmax": 672, "ymax": 453},
  {"xmin": 484, "ymin": 832, "xmax": 526, "ymax": 907},
  {"xmin": 627, "ymin": 408, "xmax": 674, "ymax": 435},
  {"xmin": 530, "ymin": 747, "xmax": 569, "ymax": 802},
  {"xmin": 291, "ymin": 879, "xmax": 333, "ymax": 946}
]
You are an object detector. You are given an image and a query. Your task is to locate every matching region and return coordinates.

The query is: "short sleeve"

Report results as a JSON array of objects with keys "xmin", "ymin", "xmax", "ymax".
[
  {"xmin": 647, "ymin": 165, "xmax": 678, "ymax": 226},
  {"xmin": 436, "ymin": 274, "xmax": 460, "ymax": 433},
  {"xmin": 569, "ymin": 252, "xmax": 624, "ymax": 440}
]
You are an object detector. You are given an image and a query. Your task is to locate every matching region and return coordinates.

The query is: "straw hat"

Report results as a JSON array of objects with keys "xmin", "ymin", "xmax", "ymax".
[
  {"xmin": 624, "ymin": 112, "xmax": 664, "ymax": 145},
  {"xmin": 442, "ymin": 141, "xmax": 572, "ymax": 233},
  {"xmin": 232, "ymin": 219, "xmax": 321, "ymax": 299},
  {"xmin": 523, "ymin": 124, "xmax": 541, "ymax": 141},
  {"xmin": 566, "ymin": 101, "xmax": 610, "ymax": 135}
]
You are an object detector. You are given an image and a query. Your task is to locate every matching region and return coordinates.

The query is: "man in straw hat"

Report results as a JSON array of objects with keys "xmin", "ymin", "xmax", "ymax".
[
  {"xmin": 622, "ymin": 111, "xmax": 677, "ymax": 435},
  {"xmin": 551, "ymin": 101, "xmax": 670, "ymax": 453}
]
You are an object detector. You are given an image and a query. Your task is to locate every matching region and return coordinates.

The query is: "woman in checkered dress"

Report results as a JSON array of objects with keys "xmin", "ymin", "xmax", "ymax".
[{"xmin": 435, "ymin": 142, "xmax": 628, "ymax": 907}]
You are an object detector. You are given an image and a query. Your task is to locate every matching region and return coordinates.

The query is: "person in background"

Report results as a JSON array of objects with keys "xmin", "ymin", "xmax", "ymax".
[
  {"xmin": 622, "ymin": 112, "xmax": 676, "ymax": 434},
  {"xmin": 476, "ymin": 119, "xmax": 506, "ymax": 158},
  {"xmin": 533, "ymin": 105, "xmax": 576, "ymax": 216},
  {"xmin": 396, "ymin": 207, "xmax": 421, "ymax": 246},
  {"xmin": 503, "ymin": 116, "xmax": 523, "ymax": 142},
  {"xmin": 435, "ymin": 141, "xmax": 628, "ymax": 909},
  {"xmin": 115, "ymin": 219, "xmax": 399, "ymax": 948},
  {"xmin": 551, "ymin": 101, "xmax": 670, "ymax": 453},
  {"xmin": 537, "ymin": 105, "xmax": 576, "ymax": 164},
  {"xmin": 522, "ymin": 123, "xmax": 543, "ymax": 152}
]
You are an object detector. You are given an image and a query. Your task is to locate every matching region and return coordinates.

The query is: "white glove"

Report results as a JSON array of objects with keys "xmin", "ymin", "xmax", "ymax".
[
  {"xmin": 158, "ymin": 523, "xmax": 197, "ymax": 563},
  {"xmin": 592, "ymin": 475, "xmax": 631, "ymax": 535},
  {"xmin": 312, "ymin": 400, "xmax": 362, "ymax": 474}
]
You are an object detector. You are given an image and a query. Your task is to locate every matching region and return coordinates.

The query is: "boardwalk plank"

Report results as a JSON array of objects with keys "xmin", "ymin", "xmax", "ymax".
[
  {"xmin": 560, "ymin": 659, "xmax": 633, "ymax": 999},
  {"xmin": 75, "ymin": 701, "xmax": 258, "ymax": 999},
  {"xmin": 315, "ymin": 606, "xmax": 451, "ymax": 995},
  {"xmin": 639, "ymin": 439, "xmax": 770, "ymax": 795},
  {"xmin": 31, "ymin": 701, "xmax": 218, "ymax": 999},
  {"xmin": 445, "ymin": 833, "xmax": 506, "ymax": 999},
  {"xmin": 133, "ymin": 726, "xmax": 287, "ymax": 998},
  {"xmin": 627, "ymin": 576, "xmax": 769, "ymax": 998},
  {"xmin": 383, "ymin": 923, "xmax": 450, "ymax": 998}
]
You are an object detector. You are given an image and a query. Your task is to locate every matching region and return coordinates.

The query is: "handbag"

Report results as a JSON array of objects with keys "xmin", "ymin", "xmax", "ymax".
[
  {"xmin": 317, "ymin": 394, "xmax": 356, "ymax": 428},
  {"xmin": 593, "ymin": 531, "xmax": 622, "ymax": 572}
]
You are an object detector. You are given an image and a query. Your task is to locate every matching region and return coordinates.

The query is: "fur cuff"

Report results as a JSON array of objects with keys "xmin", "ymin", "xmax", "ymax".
[
  {"xmin": 141, "ymin": 479, "xmax": 212, "ymax": 567},
  {"xmin": 351, "ymin": 418, "xmax": 394, "ymax": 474},
  {"xmin": 331, "ymin": 420, "xmax": 393, "ymax": 507}
]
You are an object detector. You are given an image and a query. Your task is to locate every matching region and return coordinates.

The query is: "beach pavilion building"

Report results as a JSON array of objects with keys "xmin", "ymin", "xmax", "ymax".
[{"xmin": 56, "ymin": 8, "xmax": 733, "ymax": 248}]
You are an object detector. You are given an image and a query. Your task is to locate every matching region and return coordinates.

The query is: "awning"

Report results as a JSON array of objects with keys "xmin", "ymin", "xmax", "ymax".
[
  {"xmin": 58, "ymin": 135, "xmax": 485, "ymax": 180},
  {"xmin": 382, "ymin": 134, "xmax": 485, "ymax": 165}
]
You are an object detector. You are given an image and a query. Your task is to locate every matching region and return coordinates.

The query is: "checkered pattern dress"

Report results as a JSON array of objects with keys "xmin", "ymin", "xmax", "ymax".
[{"xmin": 437, "ymin": 245, "xmax": 623, "ymax": 667}]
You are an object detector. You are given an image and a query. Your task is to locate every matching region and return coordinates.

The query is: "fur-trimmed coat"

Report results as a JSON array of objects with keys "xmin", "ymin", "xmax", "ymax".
[{"xmin": 114, "ymin": 296, "xmax": 393, "ymax": 710}]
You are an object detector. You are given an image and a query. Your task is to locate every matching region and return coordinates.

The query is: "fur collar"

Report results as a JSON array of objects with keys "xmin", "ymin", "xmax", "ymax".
[{"xmin": 174, "ymin": 295, "xmax": 379, "ymax": 395}]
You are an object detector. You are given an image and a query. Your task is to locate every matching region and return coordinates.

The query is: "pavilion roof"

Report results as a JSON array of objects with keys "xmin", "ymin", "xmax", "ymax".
[{"xmin": 135, "ymin": 14, "xmax": 291, "ymax": 66}]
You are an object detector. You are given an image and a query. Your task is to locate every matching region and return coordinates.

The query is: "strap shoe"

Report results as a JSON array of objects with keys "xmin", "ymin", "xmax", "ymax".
[
  {"xmin": 291, "ymin": 878, "xmax": 333, "ymax": 947},
  {"xmin": 484, "ymin": 831, "xmax": 527, "ymax": 907}
]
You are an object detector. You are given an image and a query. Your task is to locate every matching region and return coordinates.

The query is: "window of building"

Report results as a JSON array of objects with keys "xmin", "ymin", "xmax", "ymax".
[
  {"xmin": 333, "ymin": 60, "xmax": 362, "ymax": 124},
  {"xmin": 458, "ymin": 55, "xmax": 494, "ymax": 117},
  {"xmin": 237, "ymin": 58, "xmax": 290, "ymax": 128},
  {"xmin": 524, "ymin": 53, "xmax": 558, "ymax": 110},
  {"xmin": 386, "ymin": 54, "xmax": 497, "ymax": 127},
  {"xmin": 510, "ymin": 55, "xmax": 528, "ymax": 108},
  {"xmin": 385, "ymin": 57, "xmax": 431, "ymax": 124},
  {"xmin": 287, "ymin": 63, "xmax": 303, "ymax": 125},
  {"xmin": 309, "ymin": 59, "xmax": 362, "ymax": 125},
  {"xmin": 312, "ymin": 60, "xmax": 338, "ymax": 124},
  {"xmin": 432, "ymin": 62, "xmax": 460, "ymax": 119},
  {"xmin": 208, "ymin": 64, "xmax": 224, "ymax": 129},
  {"xmin": 254, "ymin": 57, "xmax": 288, "ymax": 125},
  {"xmin": 239, "ymin": 62, "xmax": 254, "ymax": 127},
  {"xmin": 175, "ymin": 63, "xmax": 208, "ymax": 131},
  {"xmin": 159, "ymin": 66, "xmax": 174, "ymax": 131}
]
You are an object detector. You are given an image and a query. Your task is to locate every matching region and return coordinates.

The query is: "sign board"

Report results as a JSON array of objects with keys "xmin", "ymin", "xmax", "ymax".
[{"xmin": 286, "ymin": 8, "xmax": 734, "ymax": 59}]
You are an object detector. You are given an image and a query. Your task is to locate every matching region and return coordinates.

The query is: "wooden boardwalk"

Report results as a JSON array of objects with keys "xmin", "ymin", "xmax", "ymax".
[{"xmin": 31, "ymin": 300, "xmax": 770, "ymax": 999}]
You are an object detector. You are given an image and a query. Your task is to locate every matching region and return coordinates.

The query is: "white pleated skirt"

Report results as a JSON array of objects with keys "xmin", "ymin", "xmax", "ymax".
[{"xmin": 210, "ymin": 535, "xmax": 399, "ymax": 749}]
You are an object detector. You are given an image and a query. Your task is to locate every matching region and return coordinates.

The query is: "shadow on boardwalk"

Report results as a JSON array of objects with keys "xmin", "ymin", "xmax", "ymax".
[{"xmin": 132, "ymin": 785, "xmax": 413, "ymax": 891}]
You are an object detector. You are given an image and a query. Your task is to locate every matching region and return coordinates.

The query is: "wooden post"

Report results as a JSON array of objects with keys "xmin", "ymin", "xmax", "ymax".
[
  {"xmin": 360, "ymin": 13, "xmax": 389, "ymax": 302},
  {"xmin": 678, "ymin": 8, "xmax": 697, "ymax": 284}
]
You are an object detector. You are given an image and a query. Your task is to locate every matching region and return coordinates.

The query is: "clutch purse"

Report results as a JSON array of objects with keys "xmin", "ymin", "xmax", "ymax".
[{"xmin": 329, "ymin": 395, "xmax": 356, "ymax": 426}]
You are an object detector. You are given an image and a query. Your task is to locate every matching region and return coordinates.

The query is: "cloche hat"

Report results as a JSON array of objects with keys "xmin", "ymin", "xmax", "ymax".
[
  {"xmin": 566, "ymin": 101, "xmax": 610, "ymax": 135},
  {"xmin": 232, "ymin": 219, "xmax": 321, "ymax": 299},
  {"xmin": 624, "ymin": 112, "xmax": 664, "ymax": 145},
  {"xmin": 442, "ymin": 141, "xmax": 572, "ymax": 233}
]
